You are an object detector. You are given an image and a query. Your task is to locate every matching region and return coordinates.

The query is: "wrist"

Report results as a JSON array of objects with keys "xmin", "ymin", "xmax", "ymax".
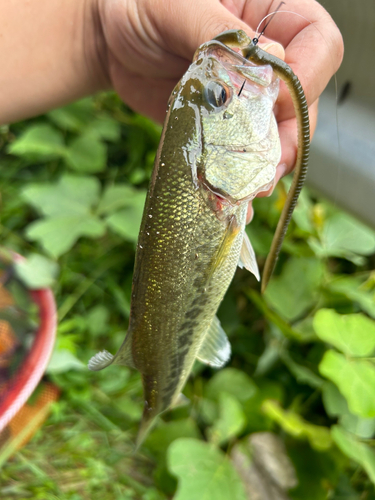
[{"xmin": 0, "ymin": 0, "xmax": 111, "ymax": 125}]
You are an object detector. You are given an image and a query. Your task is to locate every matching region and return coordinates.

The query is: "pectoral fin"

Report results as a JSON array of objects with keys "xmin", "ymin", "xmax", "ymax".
[
  {"xmin": 238, "ymin": 231, "xmax": 260, "ymax": 281},
  {"xmin": 207, "ymin": 215, "xmax": 240, "ymax": 282},
  {"xmin": 197, "ymin": 316, "xmax": 231, "ymax": 368},
  {"xmin": 172, "ymin": 393, "xmax": 190, "ymax": 408}
]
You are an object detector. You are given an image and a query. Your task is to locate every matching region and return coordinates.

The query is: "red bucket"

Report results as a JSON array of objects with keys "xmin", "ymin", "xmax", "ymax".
[{"xmin": 0, "ymin": 250, "xmax": 57, "ymax": 439}]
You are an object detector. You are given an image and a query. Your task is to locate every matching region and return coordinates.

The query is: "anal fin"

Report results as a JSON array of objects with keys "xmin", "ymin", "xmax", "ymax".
[
  {"xmin": 197, "ymin": 316, "xmax": 231, "ymax": 368},
  {"xmin": 238, "ymin": 230, "xmax": 260, "ymax": 281}
]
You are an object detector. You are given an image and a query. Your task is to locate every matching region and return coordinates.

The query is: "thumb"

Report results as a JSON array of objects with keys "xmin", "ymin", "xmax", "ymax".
[
  {"xmin": 149, "ymin": 0, "xmax": 283, "ymax": 60},
  {"xmin": 258, "ymin": 42, "xmax": 285, "ymax": 61}
]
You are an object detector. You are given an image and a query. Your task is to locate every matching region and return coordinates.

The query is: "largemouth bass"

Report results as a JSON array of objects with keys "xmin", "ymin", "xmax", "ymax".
[{"xmin": 89, "ymin": 37, "xmax": 282, "ymax": 445}]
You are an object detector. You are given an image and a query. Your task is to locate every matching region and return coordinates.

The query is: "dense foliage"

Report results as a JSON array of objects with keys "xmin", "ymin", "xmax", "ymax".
[{"xmin": 1, "ymin": 93, "xmax": 375, "ymax": 499}]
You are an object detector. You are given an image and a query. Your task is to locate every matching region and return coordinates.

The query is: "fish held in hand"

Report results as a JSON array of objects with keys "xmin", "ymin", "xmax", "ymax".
[{"xmin": 88, "ymin": 39, "xmax": 281, "ymax": 446}]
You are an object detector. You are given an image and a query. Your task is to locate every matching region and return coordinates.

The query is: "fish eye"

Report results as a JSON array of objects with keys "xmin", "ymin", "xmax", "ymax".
[{"xmin": 204, "ymin": 81, "xmax": 229, "ymax": 108}]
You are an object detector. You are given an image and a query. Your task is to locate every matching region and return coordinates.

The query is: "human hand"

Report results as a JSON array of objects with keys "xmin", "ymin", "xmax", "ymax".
[{"xmin": 97, "ymin": 0, "xmax": 343, "ymax": 219}]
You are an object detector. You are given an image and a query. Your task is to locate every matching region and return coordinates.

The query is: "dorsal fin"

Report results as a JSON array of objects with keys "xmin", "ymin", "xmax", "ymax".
[
  {"xmin": 238, "ymin": 231, "xmax": 260, "ymax": 281},
  {"xmin": 197, "ymin": 316, "xmax": 231, "ymax": 368}
]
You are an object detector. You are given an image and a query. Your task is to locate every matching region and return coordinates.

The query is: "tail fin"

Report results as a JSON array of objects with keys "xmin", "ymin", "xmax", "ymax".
[{"xmin": 88, "ymin": 350, "xmax": 114, "ymax": 371}]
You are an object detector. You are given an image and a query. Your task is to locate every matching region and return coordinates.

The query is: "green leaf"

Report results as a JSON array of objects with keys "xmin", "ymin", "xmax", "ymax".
[
  {"xmin": 96, "ymin": 368, "xmax": 131, "ymax": 396},
  {"xmin": 64, "ymin": 134, "xmax": 107, "ymax": 173},
  {"xmin": 332, "ymin": 426, "xmax": 375, "ymax": 485},
  {"xmin": 130, "ymin": 114, "xmax": 162, "ymax": 144},
  {"xmin": 264, "ymin": 257, "xmax": 324, "ymax": 321},
  {"xmin": 205, "ymin": 368, "xmax": 257, "ymax": 403},
  {"xmin": 167, "ymin": 438, "xmax": 247, "ymax": 500},
  {"xmin": 86, "ymin": 306, "xmax": 109, "ymax": 337},
  {"xmin": 246, "ymin": 289, "xmax": 305, "ymax": 342},
  {"xmin": 288, "ymin": 443, "xmax": 342, "ymax": 500},
  {"xmin": 22, "ymin": 174, "xmax": 101, "ymax": 217},
  {"xmin": 280, "ymin": 351, "xmax": 324, "ymax": 388},
  {"xmin": 208, "ymin": 392, "xmax": 246, "ymax": 446},
  {"xmin": 328, "ymin": 275, "xmax": 375, "ymax": 319},
  {"xmin": 262, "ymin": 400, "xmax": 332, "ymax": 451},
  {"xmin": 340, "ymin": 413, "xmax": 375, "ymax": 440},
  {"xmin": 322, "ymin": 382, "xmax": 375, "ymax": 439},
  {"xmin": 86, "ymin": 115, "xmax": 121, "ymax": 142},
  {"xmin": 7, "ymin": 124, "xmax": 65, "ymax": 161},
  {"xmin": 245, "ymin": 224, "xmax": 273, "ymax": 257},
  {"xmin": 146, "ymin": 419, "xmax": 201, "ymax": 457},
  {"xmin": 242, "ymin": 381, "xmax": 284, "ymax": 433},
  {"xmin": 48, "ymin": 98, "xmax": 94, "ymax": 132},
  {"xmin": 292, "ymin": 188, "xmax": 314, "ymax": 233},
  {"xmin": 319, "ymin": 350, "xmax": 375, "ymax": 418},
  {"xmin": 97, "ymin": 185, "xmax": 147, "ymax": 215},
  {"xmin": 322, "ymin": 382, "xmax": 349, "ymax": 418},
  {"xmin": 332, "ymin": 476, "xmax": 361, "ymax": 500},
  {"xmin": 22, "ymin": 175, "xmax": 104, "ymax": 257},
  {"xmin": 314, "ymin": 309, "xmax": 375, "ymax": 356},
  {"xmin": 255, "ymin": 343, "xmax": 279, "ymax": 377},
  {"xmin": 106, "ymin": 202, "xmax": 145, "ymax": 243},
  {"xmin": 310, "ymin": 213, "xmax": 375, "ymax": 260},
  {"xmin": 49, "ymin": 98, "xmax": 120, "ymax": 140},
  {"xmin": 146, "ymin": 420, "xmax": 202, "ymax": 496},
  {"xmin": 25, "ymin": 215, "xmax": 106, "ymax": 258},
  {"xmin": 46, "ymin": 348, "xmax": 85, "ymax": 374},
  {"xmin": 14, "ymin": 254, "xmax": 59, "ymax": 289}
]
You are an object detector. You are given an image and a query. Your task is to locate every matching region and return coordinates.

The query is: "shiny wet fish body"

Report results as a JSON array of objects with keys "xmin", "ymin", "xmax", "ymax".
[{"xmin": 89, "ymin": 38, "xmax": 281, "ymax": 445}]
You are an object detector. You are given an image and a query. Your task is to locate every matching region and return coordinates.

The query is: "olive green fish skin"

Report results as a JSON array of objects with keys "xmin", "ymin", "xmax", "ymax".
[
  {"xmin": 119, "ymin": 105, "xmax": 247, "ymax": 423},
  {"xmin": 89, "ymin": 41, "xmax": 281, "ymax": 440}
]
